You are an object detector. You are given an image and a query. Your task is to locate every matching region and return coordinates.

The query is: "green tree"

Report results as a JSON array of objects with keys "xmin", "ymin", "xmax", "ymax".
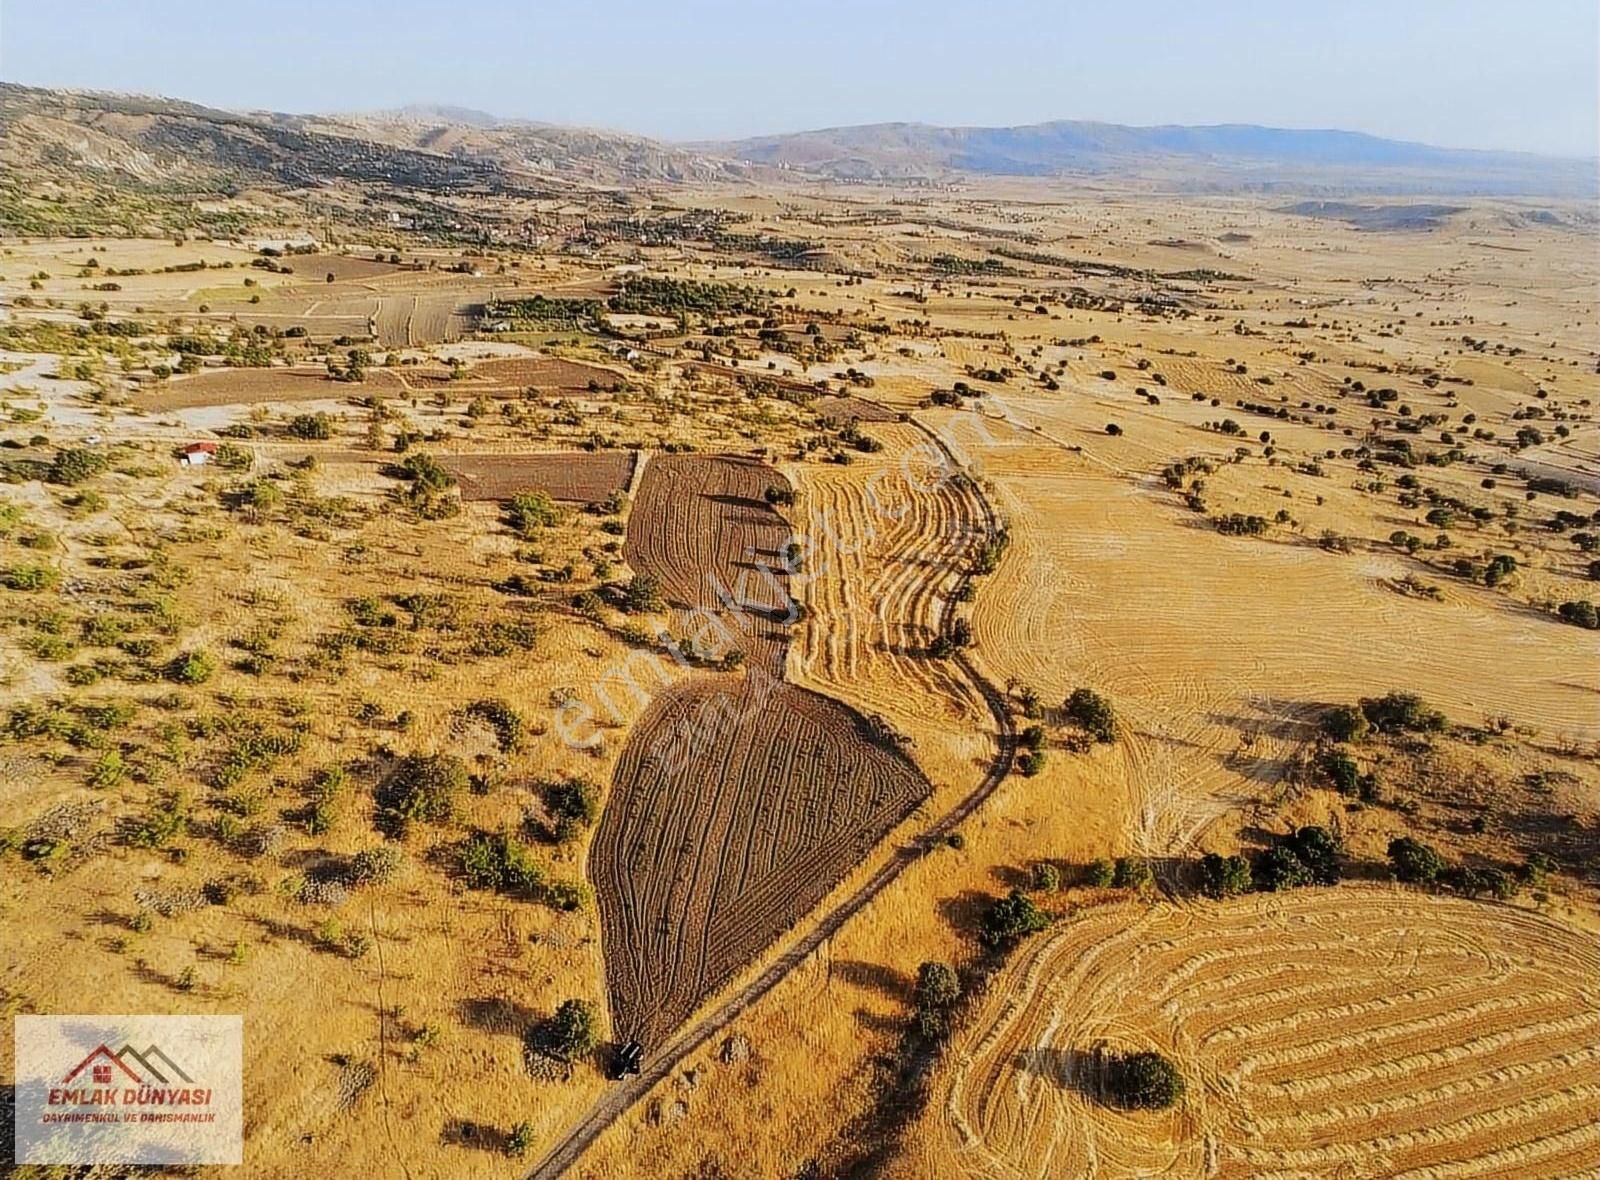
[
  {"xmin": 979, "ymin": 889, "xmax": 1050, "ymax": 948},
  {"xmin": 288, "ymin": 412, "xmax": 334, "ymax": 440},
  {"xmin": 1113, "ymin": 856, "xmax": 1154, "ymax": 891},
  {"xmin": 1387, "ymin": 836, "xmax": 1445, "ymax": 884},
  {"xmin": 1064, "ymin": 687, "xmax": 1116, "ymax": 743},
  {"xmin": 1197, "ymin": 852, "xmax": 1251, "ymax": 899},
  {"xmin": 913, "ymin": 960, "xmax": 962, "ymax": 1038},
  {"xmin": 529, "ymin": 998, "xmax": 599, "ymax": 1063},
  {"xmin": 1320, "ymin": 705, "xmax": 1369, "ymax": 743},
  {"xmin": 1103, "ymin": 1050, "xmax": 1184, "ymax": 1111},
  {"xmin": 622, "ymin": 574, "xmax": 663, "ymax": 614}
]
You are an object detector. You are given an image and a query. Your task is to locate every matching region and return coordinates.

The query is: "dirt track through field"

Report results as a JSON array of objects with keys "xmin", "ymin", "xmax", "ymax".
[{"xmin": 921, "ymin": 889, "xmax": 1600, "ymax": 1180}]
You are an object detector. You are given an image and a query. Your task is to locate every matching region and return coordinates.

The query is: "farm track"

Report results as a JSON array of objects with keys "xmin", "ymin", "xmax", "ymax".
[
  {"xmin": 921, "ymin": 890, "xmax": 1600, "ymax": 1180},
  {"xmin": 533, "ymin": 414, "xmax": 1017, "ymax": 1180}
]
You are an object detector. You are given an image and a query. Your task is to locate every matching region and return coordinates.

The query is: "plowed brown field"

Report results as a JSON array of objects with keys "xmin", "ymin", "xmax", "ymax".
[
  {"xmin": 443, "ymin": 451, "xmax": 636, "ymax": 503},
  {"xmin": 138, "ymin": 366, "xmax": 405, "ymax": 410},
  {"xmin": 593, "ymin": 453, "xmax": 931, "ymax": 1045},
  {"xmin": 918, "ymin": 890, "xmax": 1600, "ymax": 1180}
]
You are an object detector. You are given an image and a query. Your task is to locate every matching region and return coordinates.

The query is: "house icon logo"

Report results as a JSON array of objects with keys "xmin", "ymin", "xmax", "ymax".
[{"xmin": 62, "ymin": 1043, "xmax": 196, "ymax": 1087}]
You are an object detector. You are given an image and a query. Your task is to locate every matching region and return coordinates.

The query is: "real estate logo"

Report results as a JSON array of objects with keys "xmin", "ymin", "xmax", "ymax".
[{"xmin": 13, "ymin": 1015, "xmax": 242, "ymax": 1165}]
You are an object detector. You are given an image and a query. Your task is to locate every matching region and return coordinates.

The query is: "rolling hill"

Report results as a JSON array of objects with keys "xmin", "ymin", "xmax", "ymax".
[{"xmin": 699, "ymin": 119, "xmax": 1596, "ymax": 195}]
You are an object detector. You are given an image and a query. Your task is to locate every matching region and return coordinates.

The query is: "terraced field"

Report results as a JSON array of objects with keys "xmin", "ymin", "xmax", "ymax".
[{"xmin": 920, "ymin": 890, "xmax": 1600, "ymax": 1180}]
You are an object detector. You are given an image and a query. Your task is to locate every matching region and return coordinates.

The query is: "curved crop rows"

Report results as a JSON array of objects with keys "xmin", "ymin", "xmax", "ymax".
[
  {"xmin": 594, "ymin": 453, "xmax": 932, "ymax": 1046},
  {"xmin": 592, "ymin": 677, "xmax": 930, "ymax": 1045},
  {"xmin": 922, "ymin": 889, "xmax": 1600, "ymax": 1180},
  {"xmin": 793, "ymin": 423, "xmax": 988, "ymax": 724}
]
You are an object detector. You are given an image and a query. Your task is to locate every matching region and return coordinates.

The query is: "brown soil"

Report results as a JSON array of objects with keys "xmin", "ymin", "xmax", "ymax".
[
  {"xmin": 137, "ymin": 366, "xmax": 404, "ymax": 410},
  {"xmin": 593, "ymin": 453, "xmax": 931, "ymax": 1046},
  {"xmin": 443, "ymin": 451, "xmax": 637, "ymax": 503}
]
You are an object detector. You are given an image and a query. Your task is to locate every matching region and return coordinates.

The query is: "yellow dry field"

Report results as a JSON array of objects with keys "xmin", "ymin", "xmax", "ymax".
[
  {"xmin": 915, "ymin": 888, "xmax": 1600, "ymax": 1180},
  {"xmin": 965, "ymin": 425, "xmax": 1597, "ymax": 856}
]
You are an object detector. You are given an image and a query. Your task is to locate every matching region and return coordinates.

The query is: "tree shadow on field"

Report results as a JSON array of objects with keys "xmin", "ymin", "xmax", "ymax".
[
  {"xmin": 457, "ymin": 995, "xmax": 536, "ymax": 1037},
  {"xmin": 440, "ymin": 1118, "xmax": 508, "ymax": 1154},
  {"xmin": 1, "ymin": 1083, "xmax": 14, "ymax": 1168},
  {"xmin": 988, "ymin": 862, "xmax": 1031, "ymax": 891},
  {"xmin": 833, "ymin": 959, "xmax": 912, "ymax": 1000},
  {"xmin": 707, "ymin": 492, "xmax": 771, "ymax": 513},
  {"xmin": 936, "ymin": 889, "xmax": 994, "ymax": 939},
  {"xmin": 1011, "ymin": 1046, "xmax": 1099, "ymax": 1098}
]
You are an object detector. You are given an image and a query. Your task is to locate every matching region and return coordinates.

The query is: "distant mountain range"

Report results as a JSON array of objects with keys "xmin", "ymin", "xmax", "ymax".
[
  {"xmin": 697, "ymin": 120, "xmax": 1596, "ymax": 196},
  {"xmin": 1, "ymin": 83, "xmax": 1592, "ymax": 201}
]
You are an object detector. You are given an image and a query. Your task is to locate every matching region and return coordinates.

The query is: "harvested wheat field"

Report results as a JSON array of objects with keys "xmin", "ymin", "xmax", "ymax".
[
  {"xmin": 918, "ymin": 889, "xmax": 1600, "ymax": 1180},
  {"xmin": 810, "ymin": 394, "xmax": 904, "ymax": 423},
  {"xmin": 443, "ymin": 450, "xmax": 636, "ymax": 503},
  {"xmin": 790, "ymin": 419, "xmax": 990, "ymax": 732},
  {"xmin": 466, "ymin": 356, "xmax": 627, "ymax": 391}
]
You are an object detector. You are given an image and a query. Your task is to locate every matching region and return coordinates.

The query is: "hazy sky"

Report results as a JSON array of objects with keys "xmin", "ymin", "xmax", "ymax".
[{"xmin": 2, "ymin": 0, "xmax": 1596, "ymax": 155}]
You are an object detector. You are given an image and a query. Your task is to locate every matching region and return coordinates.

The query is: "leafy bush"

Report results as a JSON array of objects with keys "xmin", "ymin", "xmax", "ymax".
[
  {"xmin": 1198, "ymin": 852, "xmax": 1251, "ymax": 899},
  {"xmin": 346, "ymin": 845, "xmax": 403, "ymax": 887},
  {"xmin": 165, "ymin": 650, "xmax": 216, "ymax": 685},
  {"xmin": 47, "ymin": 448, "xmax": 109, "ymax": 486},
  {"xmin": 1103, "ymin": 1050, "xmax": 1184, "ymax": 1110},
  {"xmin": 1319, "ymin": 748, "xmax": 1361, "ymax": 795},
  {"xmin": 1064, "ymin": 688, "xmax": 1116, "ymax": 743},
  {"xmin": 5, "ymin": 564, "xmax": 60, "ymax": 592},
  {"xmin": 979, "ymin": 888, "xmax": 1050, "ymax": 948},
  {"xmin": 1030, "ymin": 861, "xmax": 1061, "ymax": 892},
  {"xmin": 1085, "ymin": 858, "xmax": 1115, "ymax": 888},
  {"xmin": 462, "ymin": 699, "xmax": 524, "ymax": 753},
  {"xmin": 458, "ymin": 829, "xmax": 545, "ymax": 894},
  {"xmin": 378, "ymin": 754, "xmax": 467, "ymax": 833}
]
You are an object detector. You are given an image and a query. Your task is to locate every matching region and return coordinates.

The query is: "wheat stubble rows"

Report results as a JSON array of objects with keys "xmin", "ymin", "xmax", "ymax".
[{"xmin": 924, "ymin": 889, "xmax": 1600, "ymax": 1180}]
